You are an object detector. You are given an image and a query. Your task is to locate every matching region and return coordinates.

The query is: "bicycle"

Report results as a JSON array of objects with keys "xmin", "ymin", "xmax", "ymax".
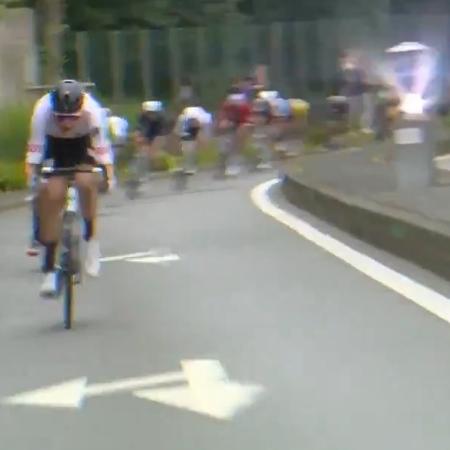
[
  {"xmin": 124, "ymin": 134, "xmax": 160, "ymax": 199},
  {"xmin": 124, "ymin": 149, "xmax": 148, "ymax": 199},
  {"xmin": 171, "ymin": 138, "xmax": 199, "ymax": 191},
  {"xmin": 41, "ymin": 166, "xmax": 103, "ymax": 330},
  {"xmin": 215, "ymin": 129, "xmax": 238, "ymax": 178}
]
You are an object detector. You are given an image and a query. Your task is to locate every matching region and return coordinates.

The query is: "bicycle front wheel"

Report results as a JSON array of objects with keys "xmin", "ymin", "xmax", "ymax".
[{"xmin": 63, "ymin": 272, "xmax": 74, "ymax": 330}]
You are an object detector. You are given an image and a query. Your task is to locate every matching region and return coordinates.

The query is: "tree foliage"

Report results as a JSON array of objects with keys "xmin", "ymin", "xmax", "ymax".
[
  {"xmin": 6, "ymin": 0, "xmax": 450, "ymax": 31},
  {"xmin": 5, "ymin": 0, "xmax": 450, "ymax": 31}
]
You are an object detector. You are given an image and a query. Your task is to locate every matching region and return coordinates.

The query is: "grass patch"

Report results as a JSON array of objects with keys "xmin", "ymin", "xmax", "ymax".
[
  {"xmin": 0, "ymin": 160, "xmax": 25, "ymax": 192},
  {"xmin": 0, "ymin": 103, "xmax": 32, "ymax": 191},
  {"xmin": 0, "ymin": 103, "xmax": 32, "ymax": 162}
]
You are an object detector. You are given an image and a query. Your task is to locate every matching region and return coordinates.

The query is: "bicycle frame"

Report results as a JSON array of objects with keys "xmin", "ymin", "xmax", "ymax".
[{"xmin": 65, "ymin": 184, "xmax": 79, "ymax": 214}]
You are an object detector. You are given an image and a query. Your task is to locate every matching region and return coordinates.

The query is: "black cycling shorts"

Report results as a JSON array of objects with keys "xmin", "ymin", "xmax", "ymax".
[
  {"xmin": 181, "ymin": 125, "xmax": 201, "ymax": 141},
  {"xmin": 46, "ymin": 134, "xmax": 95, "ymax": 168}
]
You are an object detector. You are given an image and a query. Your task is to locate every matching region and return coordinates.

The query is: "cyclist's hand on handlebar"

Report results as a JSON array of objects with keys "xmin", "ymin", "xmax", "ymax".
[{"xmin": 26, "ymin": 163, "xmax": 38, "ymax": 188}]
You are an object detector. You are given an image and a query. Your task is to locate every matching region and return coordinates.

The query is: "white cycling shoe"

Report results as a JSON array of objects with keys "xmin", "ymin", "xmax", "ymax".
[
  {"xmin": 40, "ymin": 271, "xmax": 58, "ymax": 298},
  {"xmin": 26, "ymin": 240, "xmax": 40, "ymax": 257},
  {"xmin": 85, "ymin": 239, "xmax": 101, "ymax": 277},
  {"xmin": 225, "ymin": 165, "xmax": 240, "ymax": 177},
  {"xmin": 256, "ymin": 162, "xmax": 272, "ymax": 170},
  {"xmin": 184, "ymin": 168, "xmax": 197, "ymax": 175}
]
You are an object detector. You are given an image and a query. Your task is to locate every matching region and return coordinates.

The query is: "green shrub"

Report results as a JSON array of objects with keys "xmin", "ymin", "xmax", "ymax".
[
  {"xmin": 0, "ymin": 103, "xmax": 32, "ymax": 162},
  {"xmin": 197, "ymin": 143, "xmax": 219, "ymax": 168},
  {"xmin": 304, "ymin": 124, "xmax": 332, "ymax": 148},
  {"xmin": 109, "ymin": 101, "xmax": 140, "ymax": 128},
  {"xmin": 0, "ymin": 103, "xmax": 32, "ymax": 191}
]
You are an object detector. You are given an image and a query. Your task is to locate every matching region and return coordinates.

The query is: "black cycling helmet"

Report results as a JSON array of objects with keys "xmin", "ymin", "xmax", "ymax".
[{"xmin": 51, "ymin": 79, "xmax": 84, "ymax": 114}]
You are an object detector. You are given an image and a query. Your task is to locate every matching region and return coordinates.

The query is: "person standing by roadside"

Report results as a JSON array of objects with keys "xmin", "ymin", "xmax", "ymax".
[
  {"xmin": 337, "ymin": 52, "xmax": 366, "ymax": 129},
  {"xmin": 360, "ymin": 55, "xmax": 376, "ymax": 133}
]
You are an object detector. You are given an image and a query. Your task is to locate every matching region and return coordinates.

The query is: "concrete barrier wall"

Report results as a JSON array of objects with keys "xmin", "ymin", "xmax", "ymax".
[
  {"xmin": 282, "ymin": 174, "xmax": 450, "ymax": 281},
  {"xmin": 0, "ymin": 8, "xmax": 38, "ymax": 106}
]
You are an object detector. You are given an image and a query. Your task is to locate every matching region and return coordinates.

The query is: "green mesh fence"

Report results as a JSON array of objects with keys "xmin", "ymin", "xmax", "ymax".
[
  {"xmin": 151, "ymin": 29, "xmax": 171, "ymax": 101},
  {"xmin": 122, "ymin": 30, "xmax": 142, "ymax": 99},
  {"xmin": 60, "ymin": 15, "xmax": 450, "ymax": 106},
  {"xmin": 62, "ymin": 31, "xmax": 78, "ymax": 79},
  {"xmin": 86, "ymin": 31, "xmax": 112, "ymax": 98}
]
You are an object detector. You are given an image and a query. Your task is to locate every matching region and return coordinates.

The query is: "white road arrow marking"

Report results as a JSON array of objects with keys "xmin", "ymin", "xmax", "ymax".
[
  {"xmin": 84, "ymin": 372, "xmax": 184, "ymax": 397},
  {"xmin": 3, "ymin": 378, "xmax": 87, "ymax": 408},
  {"xmin": 3, "ymin": 372, "xmax": 185, "ymax": 409},
  {"xmin": 2, "ymin": 361, "xmax": 264, "ymax": 420},
  {"xmin": 134, "ymin": 360, "xmax": 264, "ymax": 420},
  {"xmin": 100, "ymin": 250, "xmax": 158, "ymax": 263},
  {"xmin": 435, "ymin": 154, "xmax": 450, "ymax": 171}
]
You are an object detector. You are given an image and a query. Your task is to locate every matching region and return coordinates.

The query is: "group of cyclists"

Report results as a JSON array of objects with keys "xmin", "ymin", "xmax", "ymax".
[
  {"xmin": 120, "ymin": 77, "xmax": 309, "ymax": 181},
  {"xmin": 25, "ymin": 77, "xmax": 309, "ymax": 297}
]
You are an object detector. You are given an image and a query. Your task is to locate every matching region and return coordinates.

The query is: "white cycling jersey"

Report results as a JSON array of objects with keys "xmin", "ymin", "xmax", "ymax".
[
  {"xmin": 26, "ymin": 92, "xmax": 113, "ymax": 165},
  {"xmin": 176, "ymin": 106, "xmax": 213, "ymax": 138},
  {"xmin": 271, "ymin": 97, "xmax": 292, "ymax": 118},
  {"xmin": 108, "ymin": 116, "xmax": 129, "ymax": 144}
]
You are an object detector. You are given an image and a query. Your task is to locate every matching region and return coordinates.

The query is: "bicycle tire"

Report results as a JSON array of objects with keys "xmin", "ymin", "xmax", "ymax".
[
  {"xmin": 71, "ymin": 234, "xmax": 82, "ymax": 284},
  {"xmin": 61, "ymin": 213, "xmax": 80, "ymax": 272},
  {"xmin": 60, "ymin": 211, "xmax": 80, "ymax": 329},
  {"xmin": 63, "ymin": 272, "xmax": 74, "ymax": 330}
]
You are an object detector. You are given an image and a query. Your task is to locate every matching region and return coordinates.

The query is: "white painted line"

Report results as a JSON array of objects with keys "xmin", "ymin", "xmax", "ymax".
[
  {"xmin": 127, "ymin": 254, "xmax": 180, "ymax": 264},
  {"xmin": 251, "ymin": 178, "xmax": 450, "ymax": 324}
]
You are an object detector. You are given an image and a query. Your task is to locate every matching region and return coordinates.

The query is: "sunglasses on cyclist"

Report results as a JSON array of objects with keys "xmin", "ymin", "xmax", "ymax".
[{"xmin": 54, "ymin": 113, "xmax": 81, "ymax": 122}]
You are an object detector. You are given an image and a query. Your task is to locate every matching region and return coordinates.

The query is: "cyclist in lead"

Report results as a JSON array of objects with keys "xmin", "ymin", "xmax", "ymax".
[
  {"xmin": 25, "ymin": 79, "xmax": 114, "ymax": 296},
  {"xmin": 26, "ymin": 91, "xmax": 115, "ymax": 256}
]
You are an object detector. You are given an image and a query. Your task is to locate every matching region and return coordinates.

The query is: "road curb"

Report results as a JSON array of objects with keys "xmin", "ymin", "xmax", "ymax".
[
  {"xmin": 0, "ymin": 195, "xmax": 26, "ymax": 213},
  {"xmin": 281, "ymin": 173, "xmax": 450, "ymax": 281}
]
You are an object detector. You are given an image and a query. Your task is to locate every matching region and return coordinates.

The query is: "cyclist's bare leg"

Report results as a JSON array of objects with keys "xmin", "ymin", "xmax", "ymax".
[
  {"xmin": 76, "ymin": 168, "xmax": 102, "ymax": 276},
  {"xmin": 138, "ymin": 143, "xmax": 151, "ymax": 178},
  {"xmin": 38, "ymin": 176, "xmax": 67, "ymax": 272},
  {"xmin": 75, "ymin": 170, "xmax": 99, "ymax": 241},
  {"xmin": 229, "ymin": 124, "xmax": 250, "ymax": 170},
  {"xmin": 182, "ymin": 139, "xmax": 197, "ymax": 173}
]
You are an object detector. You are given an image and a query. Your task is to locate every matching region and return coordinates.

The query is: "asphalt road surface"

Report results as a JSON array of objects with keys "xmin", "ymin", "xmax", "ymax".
[{"xmin": 1, "ymin": 171, "xmax": 450, "ymax": 450}]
